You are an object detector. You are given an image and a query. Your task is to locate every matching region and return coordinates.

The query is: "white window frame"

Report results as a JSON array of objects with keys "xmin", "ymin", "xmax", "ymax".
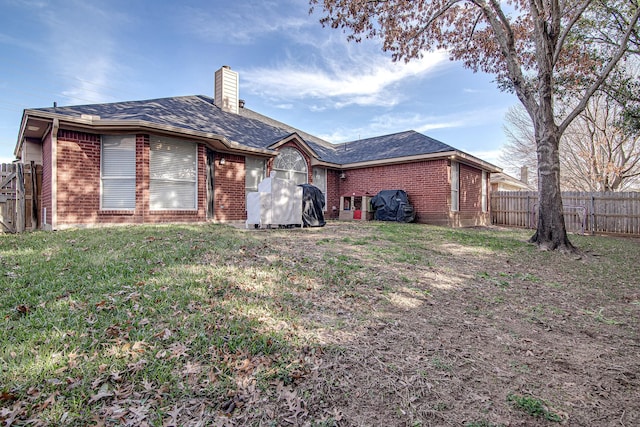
[
  {"xmin": 312, "ymin": 167, "xmax": 327, "ymax": 209},
  {"xmin": 481, "ymin": 171, "xmax": 488, "ymax": 213},
  {"xmin": 273, "ymin": 147, "xmax": 308, "ymax": 185},
  {"xmin": 149, "ymin": 136, "xmax": 197, "ymax": 211},
  {"xmin": 101, "ymin": 135, "xmax": 136, "ymax": 210},
  {"xmin": 245, "ymin": 156, "xmax": 266, "ymax": 194},
  {"xmin": 451, "ymin": 161, "xmax": 460, "ymax": 212}
]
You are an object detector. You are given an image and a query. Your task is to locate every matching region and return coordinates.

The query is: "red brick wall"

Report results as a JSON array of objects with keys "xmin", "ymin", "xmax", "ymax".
[
  {"xmin": 214, "ymin": 153, "xmax": 246, "ymax": 221},
  {"xmin": 454, "ymin": 163, "xmax": 489, "ymax": 226},
  {"xmin": 41, "ymin": 132, "xmax": 52, "ymax": 227},
  {"xmin": 335, "ymin": 159, "xmax": 489, "ymax": 226},
  {"xmin": 56, "ymin": 131, "xmax": 101, "ymax": 226},
  {"xmin": 49, "ymin": 129, "xmax": 488, "ymax": 227},
  {"xmin": 325, "ymin": 169, "xmax": 341, "ymax": 219},
  {"xmin": 54, "ymin": 130, "xmax": 208, "ymax": 228},
  {"xmin": 337, "ymin": 160, "xmax": 450, "ymax": 219},
  {"xmin": 459, "ymin": 163, "xmax": 481, "ymax": 212}
]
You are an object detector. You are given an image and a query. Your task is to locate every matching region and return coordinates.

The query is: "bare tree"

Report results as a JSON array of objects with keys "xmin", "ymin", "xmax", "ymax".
[
  {"xmin": 500, "ymin": 105, "xmax": 538, "ymax": 188},
  {"xmin": 563, "ymin": 95, "xmax": 640, "ymax": 191},
  {"xmin": 503, "ymin": 94, "xmax": 640, "ymax": 192},
  {"xmin": 310, "ymin": 0, "xmax": 640, "ymax": 251}
]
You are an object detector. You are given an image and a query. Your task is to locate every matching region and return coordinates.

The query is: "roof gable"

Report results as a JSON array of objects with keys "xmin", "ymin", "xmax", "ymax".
[{"xmin": 335, "ymin": 131, "xmax": 456, "ymax": 164}]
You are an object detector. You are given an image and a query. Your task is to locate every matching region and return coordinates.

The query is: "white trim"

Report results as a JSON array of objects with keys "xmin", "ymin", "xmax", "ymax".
[
  {"xmin": 481, "ymin": 171, "xmax": 488, "ymax": 213},
  {"xmin": 51, "ymin": 118, "xmax": 58, "ymax": 229},
  {"xmin": 451, "ymin": 161, "xmax": 460, "ymax": 212}
]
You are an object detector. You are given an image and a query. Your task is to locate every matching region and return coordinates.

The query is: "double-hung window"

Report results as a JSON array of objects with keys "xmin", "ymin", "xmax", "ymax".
[
  {"xmin": 101, "ymin": 135, "xmax": 136, "ymax": 210},
  {"xmin": 149, "ymin": 137, "xmax": 197, "ymax": 210},
  {"xmin": 451, "ymin": 161, "xmax": 460, "ymax": 212},
  {"xmin": 245, "ymin": 156, "xmax": 266, "ymax": 195},
  {"xmin": 312, "ymin": 167, "xmax": 327, "ymax": 209}
]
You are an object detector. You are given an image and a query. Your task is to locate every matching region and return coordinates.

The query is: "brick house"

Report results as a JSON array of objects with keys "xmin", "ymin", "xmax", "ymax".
[{"xmin": 14, "ymin": 66, "xmax": 499, "ymax": 230}]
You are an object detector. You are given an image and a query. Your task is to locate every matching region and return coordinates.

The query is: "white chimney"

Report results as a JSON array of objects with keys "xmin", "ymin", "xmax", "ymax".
[
  {"xmin": 214, "ymin": 65, "xmax": 239, "ymax": 114},
  {"xmin": 520, "ymin": 166, "xmax": 529, "ymax": 184}
]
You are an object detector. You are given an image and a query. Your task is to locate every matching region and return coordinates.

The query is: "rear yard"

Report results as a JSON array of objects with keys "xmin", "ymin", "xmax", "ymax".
[{"xmin": 1, "ymin": 222, "xmax": 638, "ymax": 426}]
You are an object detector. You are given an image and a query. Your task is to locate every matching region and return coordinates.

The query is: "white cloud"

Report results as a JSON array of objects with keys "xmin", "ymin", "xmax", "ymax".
[
  {"xmin": 314, "ymin": 106, "xmax": 509, "ymax": 144},
  {"xmin": 179, "ymin": 1, "xmax": 310, "ymax": 45},
  {"xmin": 467, "ymin": 148, "xmax": 505, "ymax": 168},
  {"xmin": 37, "ymin": 2, "xmax": 130, "ymax": 105},
  {"xmin": 241, "ymin": 49, "xmax": 449, "ymax": 108}
]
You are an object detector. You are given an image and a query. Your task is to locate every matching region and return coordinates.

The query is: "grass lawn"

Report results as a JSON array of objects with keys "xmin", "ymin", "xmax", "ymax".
[{"xmin": 1, "ymin": 222, "xmax": 639, "ymax": 426}]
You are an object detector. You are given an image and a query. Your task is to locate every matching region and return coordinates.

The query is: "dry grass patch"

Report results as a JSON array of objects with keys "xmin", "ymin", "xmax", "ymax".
[{"xmin": 1, "ymin": 222, "xmax": 639, "ymax": 426}]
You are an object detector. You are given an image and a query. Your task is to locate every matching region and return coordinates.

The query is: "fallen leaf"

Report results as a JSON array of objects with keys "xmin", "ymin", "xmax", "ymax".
[
  {"xmin": 154, "ymin": 329, "xmax": 172, "ymax": 340},
  {"xmin": 0, "ymin": 391, "xmax": 17, "ymax": 402},
  {"xmin": 40, "ymin": 393, "xmax": 57, "ymax": 410},
  {"xmin": 89, "ymin": 384, "xmax": 113, "ymax": 403},
  {"xmin": 15, "ymin": 304, "xmax": 30, "ymax": 315},
  {"xmin": 168, "ymin": 342, "xmax": 188, "ymax": 360}
]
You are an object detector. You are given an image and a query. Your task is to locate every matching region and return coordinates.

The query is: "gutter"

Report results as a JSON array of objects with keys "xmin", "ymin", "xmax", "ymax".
[
  {"xmin": 319, "ymin": 151, "xmax": 502, "ymax": 173},
  {"xmin": 51, "ymin": 118, "xmax": 59, "ymax": 230}
]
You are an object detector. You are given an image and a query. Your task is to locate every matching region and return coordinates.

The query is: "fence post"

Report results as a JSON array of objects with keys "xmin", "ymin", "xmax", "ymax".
[
  {"xmin": 15, "ymin": 163, "xmax": 25, "ymax": 233},
  {"xmin": 526, "ymin": 195, "xmax": 530, "ymax": 229},
  {"xmin": 590, "ymin": 195, "xmax": 596, "ymax": 234}
]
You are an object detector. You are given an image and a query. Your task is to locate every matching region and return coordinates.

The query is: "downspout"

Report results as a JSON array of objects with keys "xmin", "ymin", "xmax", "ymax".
[{"xmin": 51, "ymin": 118, "xmax": 59, "ymax": 230}]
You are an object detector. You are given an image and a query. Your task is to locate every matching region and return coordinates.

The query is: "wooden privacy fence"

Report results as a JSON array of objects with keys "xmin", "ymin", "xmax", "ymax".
[
  {"xmin": 0, "ymin": 163, "xmax": 42, "ymax": 233},
  {"xmin": 491, "ymin": 191, "xmax": 640, "ymax": 235}
]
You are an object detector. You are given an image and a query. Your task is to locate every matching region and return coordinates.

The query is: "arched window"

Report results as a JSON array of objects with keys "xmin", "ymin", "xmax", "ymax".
[{"xmin": 273, "ymin": 147, "xmax": 308, "ymax": 184}]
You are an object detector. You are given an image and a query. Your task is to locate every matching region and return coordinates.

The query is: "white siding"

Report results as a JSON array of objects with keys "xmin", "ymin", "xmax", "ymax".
[{"xmin": 214, "ymin": 66, "xmax": 239, "ymax": 114}]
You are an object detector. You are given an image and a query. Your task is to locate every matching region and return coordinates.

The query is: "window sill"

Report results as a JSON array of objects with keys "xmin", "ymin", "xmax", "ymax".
[{"xmin": 99, "ymin": 210, "xmax": 135, "ymax": 215}]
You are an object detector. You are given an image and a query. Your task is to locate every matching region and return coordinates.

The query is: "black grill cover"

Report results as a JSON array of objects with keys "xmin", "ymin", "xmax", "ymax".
[
  {"xmin": 299, "ymin": 184, "xmax": 326, "ymax": 227},
  {"xmin": 370, "ymin": 190, "xmax": 415, "ymax": 222}
]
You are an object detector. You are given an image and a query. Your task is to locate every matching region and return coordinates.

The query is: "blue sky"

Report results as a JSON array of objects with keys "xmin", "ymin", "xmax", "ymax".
[{"xmin": 0, "ymin": 0, "xmax": 519, "ymax": 169}]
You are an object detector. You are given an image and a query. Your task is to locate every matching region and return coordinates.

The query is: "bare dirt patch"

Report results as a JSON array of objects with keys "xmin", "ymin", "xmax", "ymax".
[{"xmin": 235, "ymin": 222, "xmax": 640, "ymax": 426}]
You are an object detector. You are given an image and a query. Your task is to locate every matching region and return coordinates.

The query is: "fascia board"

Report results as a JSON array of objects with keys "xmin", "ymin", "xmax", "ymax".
[
  {"xmin": 22, "ymin": 111, "xmax": 276, "ymax": 157},
  {"xmin": 338, "ymin": 151, "xmax": 502, "ymax": 173},
  {"xmin": 268, "ymin": 133, "xmax": 319, "ymax": 158},
  {"xmin": 14, "ymin": 111, "xmax": 31, "ymax": 157},
  {"xmin": 338, "ymin": 151, "xmax": 459, "ymax": 169}
]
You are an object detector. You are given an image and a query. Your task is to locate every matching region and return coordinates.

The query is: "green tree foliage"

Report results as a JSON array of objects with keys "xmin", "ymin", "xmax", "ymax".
[{"xmin": 310, "ymin": 0, "xmax": 640, "ymax": 251}]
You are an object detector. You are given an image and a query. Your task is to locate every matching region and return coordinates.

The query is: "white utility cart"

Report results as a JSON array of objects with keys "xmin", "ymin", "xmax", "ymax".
[{"xmin": 246, "ymin": 172, "xmax": 303, "ymax": 228}]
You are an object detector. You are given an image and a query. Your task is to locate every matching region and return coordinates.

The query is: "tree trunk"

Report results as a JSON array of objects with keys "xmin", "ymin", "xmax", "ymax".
[{"xmin": 529, "ymin": 126, "xmax": 575, "ymax": 252}]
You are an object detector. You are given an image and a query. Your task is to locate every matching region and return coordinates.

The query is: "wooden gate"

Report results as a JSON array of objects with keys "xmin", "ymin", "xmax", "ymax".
[{"xmin": 0, "ymin": 163, "xmax": 41, "ymax": 233}]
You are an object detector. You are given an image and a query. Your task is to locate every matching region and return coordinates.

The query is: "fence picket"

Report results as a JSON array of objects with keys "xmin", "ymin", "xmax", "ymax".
[
  {"xmin": 1, "ymin": 163, "xmax": 42, "ymax": 233},
  {"xmin": 491, "ymin": 191, "xmax": 640, "ymax": 236}
]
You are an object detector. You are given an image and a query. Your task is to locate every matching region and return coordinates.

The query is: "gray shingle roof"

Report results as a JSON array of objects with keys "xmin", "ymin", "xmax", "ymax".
[
  {"xmin": 33, "ymin": 95, "xmax": 458, "ymax": 165},
  {"xmin": 332, "ymin": 131, "xmax": 455, "ymax": 164}
]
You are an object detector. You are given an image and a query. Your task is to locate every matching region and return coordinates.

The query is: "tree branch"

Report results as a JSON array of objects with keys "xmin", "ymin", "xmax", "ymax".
[
  {"xmin": 559, "ymin": 4, "xmax": 640, "ymax": 134},
  {"xmin": 553, "ymin": 0, "xmax": 594, "ymax": 67}
]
